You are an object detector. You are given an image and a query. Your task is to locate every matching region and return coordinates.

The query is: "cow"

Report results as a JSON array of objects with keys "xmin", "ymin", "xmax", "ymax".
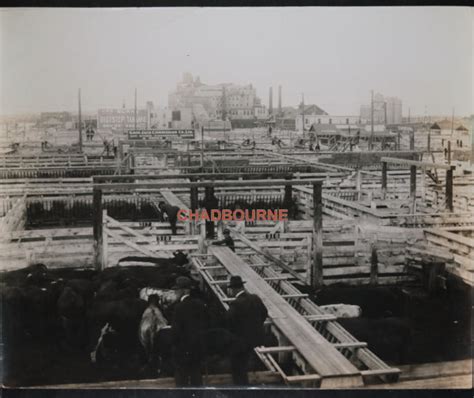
[
  {"xmin": 117, "ymin": 251, "xmax": 189, "ymax": 268},
  {"xmin": 87, "ymin": 298, "xmax": 148, "ymax": 369},
  {"xmin": 314, "ymin": 285, "xmax": 403, "ymax": 318},
  {"xmin": 139, "ymin": 287, "xmax": 180, "ymax": 312},
  {"xmin": 57, "ymin": 286, "xmax": 87, "ymax": 350},
  {"xmin": 138, "ymin": 294, "xmax": 170, "ymax": 374},
  {"xmin": 98, "ymin": 265, "xmax": 189, "ymax": 290},
  {"xmin": 0, "ymin": 263, "xmax": 49, "ymax": 286},
  {"xmin": 319, "ymin": 304, "xmax": 362, "ymax": 318}
]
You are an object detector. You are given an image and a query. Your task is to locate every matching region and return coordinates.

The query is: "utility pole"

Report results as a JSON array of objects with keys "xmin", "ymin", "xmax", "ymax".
[
  {"xmin": 201, "ymin": 125, "xmax": 204, "ymax": 167},
  {"xmin": 370, "ymin": 90, "xmax": 374, "ymax": 150},
  {"xmin": 451, "ymin": 108, "xmax": 454, "ymax": 136},
  {"xmin": 408, "ymin": 107, "xmax": 411, "ymax": 123},
  {"xmin": 221, "ymin": 86, "xmax": 227, "ymax": 121},
  {"xmin": 78, "ymin": 88, "xmax": 83, "ymax": 152},
  {"xmin": 301, "ymin": 93, "xmax": 305, "ymax": 138},
  {"xmin": 134, "ymin": 88, "xmax": 137, "ymax": 130},
  {"xmin": 384, "ymin": 102, "xmax": 387, "ymax": 126}
]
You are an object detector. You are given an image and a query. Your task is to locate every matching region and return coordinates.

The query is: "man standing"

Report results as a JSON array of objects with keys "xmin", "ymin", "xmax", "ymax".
[
  {"xmin": 226, "ymin": 276, "xmax": 268, "ymax": 385},
  {"xmin": 202, "ymin": 187, "xmax": 219, "ymax": 239},
  {"xmin": 158, "ymin": 201, "xmax": 180, "ymax": 235},
  {"xmin": 171, "ymin": 276, "xmax": 208, "ymax": 387}
]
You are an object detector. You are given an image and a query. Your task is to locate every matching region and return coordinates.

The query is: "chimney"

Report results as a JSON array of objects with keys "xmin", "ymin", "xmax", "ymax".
[
  {"xmin": 278, "ymin": 85, "xmax": 282, "ymax": 116},
  {"xmin": 269, "ymin": 87, "xmax": 273, "ymax": 115}
]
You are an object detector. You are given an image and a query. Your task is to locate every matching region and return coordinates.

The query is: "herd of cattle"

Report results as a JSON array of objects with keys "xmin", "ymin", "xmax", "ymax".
[
  {"xmin": 1, "ymin": 255, "xmax": 469, "ymax": 386},
  {"xmin": 2, "ymin": 253, "xmax": 224, "ymax": 380}
]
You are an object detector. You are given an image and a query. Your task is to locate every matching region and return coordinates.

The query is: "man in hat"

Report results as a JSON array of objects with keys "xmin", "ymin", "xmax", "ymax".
[
  {"xmin": 202, "ymin": 187, "xmax": 219, "ymax": 239},
  {"xmin": 158, "ymin": 201, "xmax": 180, "ymax": 235},
  {"xmin": 226, "ymin": 275, "xmax": 268, "ymax": 385},
  {"xmin": 171, "ymin": 276, "xmax": 208, "ymax": 387},
  {"xmin": 211, "ymin": 228, "xmax": 235, "ymax": 252}
]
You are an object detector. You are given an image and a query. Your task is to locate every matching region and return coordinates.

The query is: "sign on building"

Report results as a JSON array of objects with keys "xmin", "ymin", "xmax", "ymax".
[
  {"xmin": 98, "ymin": 109, "xmax": 148, "ymax": 130},
  {"xmin": 127, "ymin": 129, "xmax": 195, "ymax": 140}
]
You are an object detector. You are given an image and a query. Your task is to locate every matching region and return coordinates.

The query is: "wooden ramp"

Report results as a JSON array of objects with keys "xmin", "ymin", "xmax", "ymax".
[
  {"xmin": 208, "ymin": 246, "xmax": 363, "ymax": 388},
  {"xmin": 194, "ymin": 246, "xmax": 401, "ymax": 387}
]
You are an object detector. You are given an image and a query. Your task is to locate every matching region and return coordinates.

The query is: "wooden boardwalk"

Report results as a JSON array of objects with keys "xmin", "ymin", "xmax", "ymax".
[{"xmin": 209, "ymin": 246, "xmax": 364, "ymax": 387}]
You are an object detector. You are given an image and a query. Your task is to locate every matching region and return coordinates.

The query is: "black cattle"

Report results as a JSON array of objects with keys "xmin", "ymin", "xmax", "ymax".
[
  {"xmin": 0, "ymin": 263, "xmax": 49, "ymax": 286},
  {"xmin": 94, "ymin": 277, "xmax": 140, "ymax": 301},
  {"xmin": 117, "ymin": 252, "xmax": 190, "ymax": 268},
  {"xmin": 57, "ymin": 286, "xmax": 87, "ymax": 350},
  {"xmin": 339, "ymin": 317, "xmax": 413, "ymax": 364},
  {"xmin": 98, "ymin": 265, "xmax": 189, "ymax": 290},
  {"xmin": 87, "ymin": 298, "xmax": 148, "ymax": 358},
  {"xmin": 65, "ymin": 278, "xmax": 97, "ymax": 305},
  {"xmin": 2, "ymin": 286, "xmax": 27, "ymax": 344},
  {"xmin": 16, "ymin": 283, "xmax": 62, "ymax": 342}
]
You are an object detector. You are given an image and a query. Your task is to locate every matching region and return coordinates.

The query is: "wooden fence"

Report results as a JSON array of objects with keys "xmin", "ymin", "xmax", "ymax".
[
  {"xmin": 25, "ymin": 194, "xmax": 163, "ymax": 227},
  {"xmin": 0, "ymin": 195, "xmax": 26, "ymax": 237}
]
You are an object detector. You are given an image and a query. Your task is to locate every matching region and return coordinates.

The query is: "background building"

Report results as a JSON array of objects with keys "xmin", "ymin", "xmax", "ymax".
[
  {"xmin": 360, "ymin": 93, "xmax": 403, "ymax": 125},
  {"xmin": 168, "ymin": 73, "xmax": 267, "ymax": 128}
]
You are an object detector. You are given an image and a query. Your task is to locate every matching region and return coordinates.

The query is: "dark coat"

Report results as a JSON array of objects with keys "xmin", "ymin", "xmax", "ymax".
[
  {"xmin": 171, "ymin": 295, "xmax": 209, "ymax": 362},
  {"xmin": 161, "ymin": 204, "xmax": 180, "ymax": 221},
  {"xmin": 227, "ymin": 292, "xmax": 268, "ymax": 350},
  {"xmin": 203, "ymin": 195, "xmax": 219, "ymax": 212}
]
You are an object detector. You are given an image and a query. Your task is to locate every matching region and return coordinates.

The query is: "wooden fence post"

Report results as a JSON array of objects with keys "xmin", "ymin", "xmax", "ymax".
[
  {"xmin": 420, "ymin": 167, "xmax": 426, "ymax": 203},
  {"xmin": 356, "ymin": 170, "xmax": 362, "ymax": 201},
  {"xmin": 410, "ymin": 165, "xmax": 417, "ymax": 214},
  {"xmin": 93, "ymin": 187, "xmax": 103, "ymax": 270},
  {"xmin": 446, "ymin": 167, "xmax": 454, "ymax": 212},
  {"xmin": 381, "ymin": 161, "xmax": 387, "ymax": 200},
  {"xmin": 102, "ymin": 209, "xmax": 108, "ymax": 270},
  {"xmin": 190, "ymin": 178, "xmax": 199, "ymax": 235},
  {"xmin": 311, "ymin": 182, "xmax": 323, "ymax": 288},
  {"xmin": 370, "ymin": 242, "xmax": 378, "ymax": 285}
]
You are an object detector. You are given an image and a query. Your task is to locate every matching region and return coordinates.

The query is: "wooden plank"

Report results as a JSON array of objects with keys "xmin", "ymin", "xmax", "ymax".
[
  {"xmin": 95, "ymin": 178, "xmax": 329, "ymax": 191},
  {"xmin": 24, "ymin": 371, "xmax": 281, "ymax": 389},
  {"xmin": 209, "ymin": 246, "xmax": 363, "ymax": 384},
  {"xmin": 105, "ymin": 228, "xmax": 159, "ymax": 258},
  {"xmin": 380, "ymin": 157, "xmax": 454, "ymax": 170},
  {"xmin": 232, "ymin": 230, "xmax": 307, "ymax": 284},
  {"xmin": 160, "ymin": 188, "xmax": 189, "ymax": 210}
]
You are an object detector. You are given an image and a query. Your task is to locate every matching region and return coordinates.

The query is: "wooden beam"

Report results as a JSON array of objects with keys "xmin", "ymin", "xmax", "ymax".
[
  {"xmin": 312, "ymin": 182, "xmax": 323, "ymax": 288},
  {"xmin": 26, "ymin": 371, "xmax": 281, "ymax": 389},
  {"xmin": 105, "ymin": 228, "xmax": 159, "ymax": 258},
  {"xmin": 410, "ymin": 165, "xmax": 417, "ymax": 213},
  {"xmin": 92, "ymin": 187, "xmax": 102, "ymax": 270},
  {"xmin": 232, "ymin": 230, "xmax": 307, "ymax": 284},
  {"xmin": 95, "ymin": 178, "xmax": 329, "ymax": 192},
  {"xmin": 446, "ymin": 168, "xmax": 454, "ymax": 212},
  {"xmin": 380, "ymin": 157, "xmax": 454, "ymax": 170},
  {"xmin": 381, "ymin": 162, "xmax": 387, "ymax": 200}
]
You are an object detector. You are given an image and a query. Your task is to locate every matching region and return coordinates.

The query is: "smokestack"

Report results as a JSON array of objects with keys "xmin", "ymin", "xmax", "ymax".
[
  {"xmin": 278, "ymin": 85, "xmax": 282, "ymax": 116},
  {"xmin": 269, "ymin": 87, "xmax": 273, "ymax": 115}
]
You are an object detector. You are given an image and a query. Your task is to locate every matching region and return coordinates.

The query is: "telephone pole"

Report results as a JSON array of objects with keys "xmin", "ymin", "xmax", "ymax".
[
  {"xmin": 451, "ymin": 108, "xmax": 454, "ymax": 136},
  {"xmin": 301, "ymin": 93, "xmax": 305, "ymax": 138},
  {"xmin": 134, "ymin": 88, "xmax": 137, "ymax": 130},
  {"xmin": 78, "ymin": 88, "xmax": 83, "ymax": 152},
  {"xmin": 370, "ymin": 90, "xmax": 374, "ymax": 150}
]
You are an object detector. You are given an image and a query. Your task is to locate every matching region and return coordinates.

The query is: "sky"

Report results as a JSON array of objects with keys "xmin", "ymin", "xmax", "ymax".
[{"xmin": 0, "ymin": 7, "xmax": 472, "ymax": 117}]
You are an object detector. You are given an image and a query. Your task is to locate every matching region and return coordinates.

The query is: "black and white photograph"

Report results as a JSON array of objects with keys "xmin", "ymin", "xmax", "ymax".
[{"xmin": 0, "ymin": 6, "xmax": 472, "ymax": 391}]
